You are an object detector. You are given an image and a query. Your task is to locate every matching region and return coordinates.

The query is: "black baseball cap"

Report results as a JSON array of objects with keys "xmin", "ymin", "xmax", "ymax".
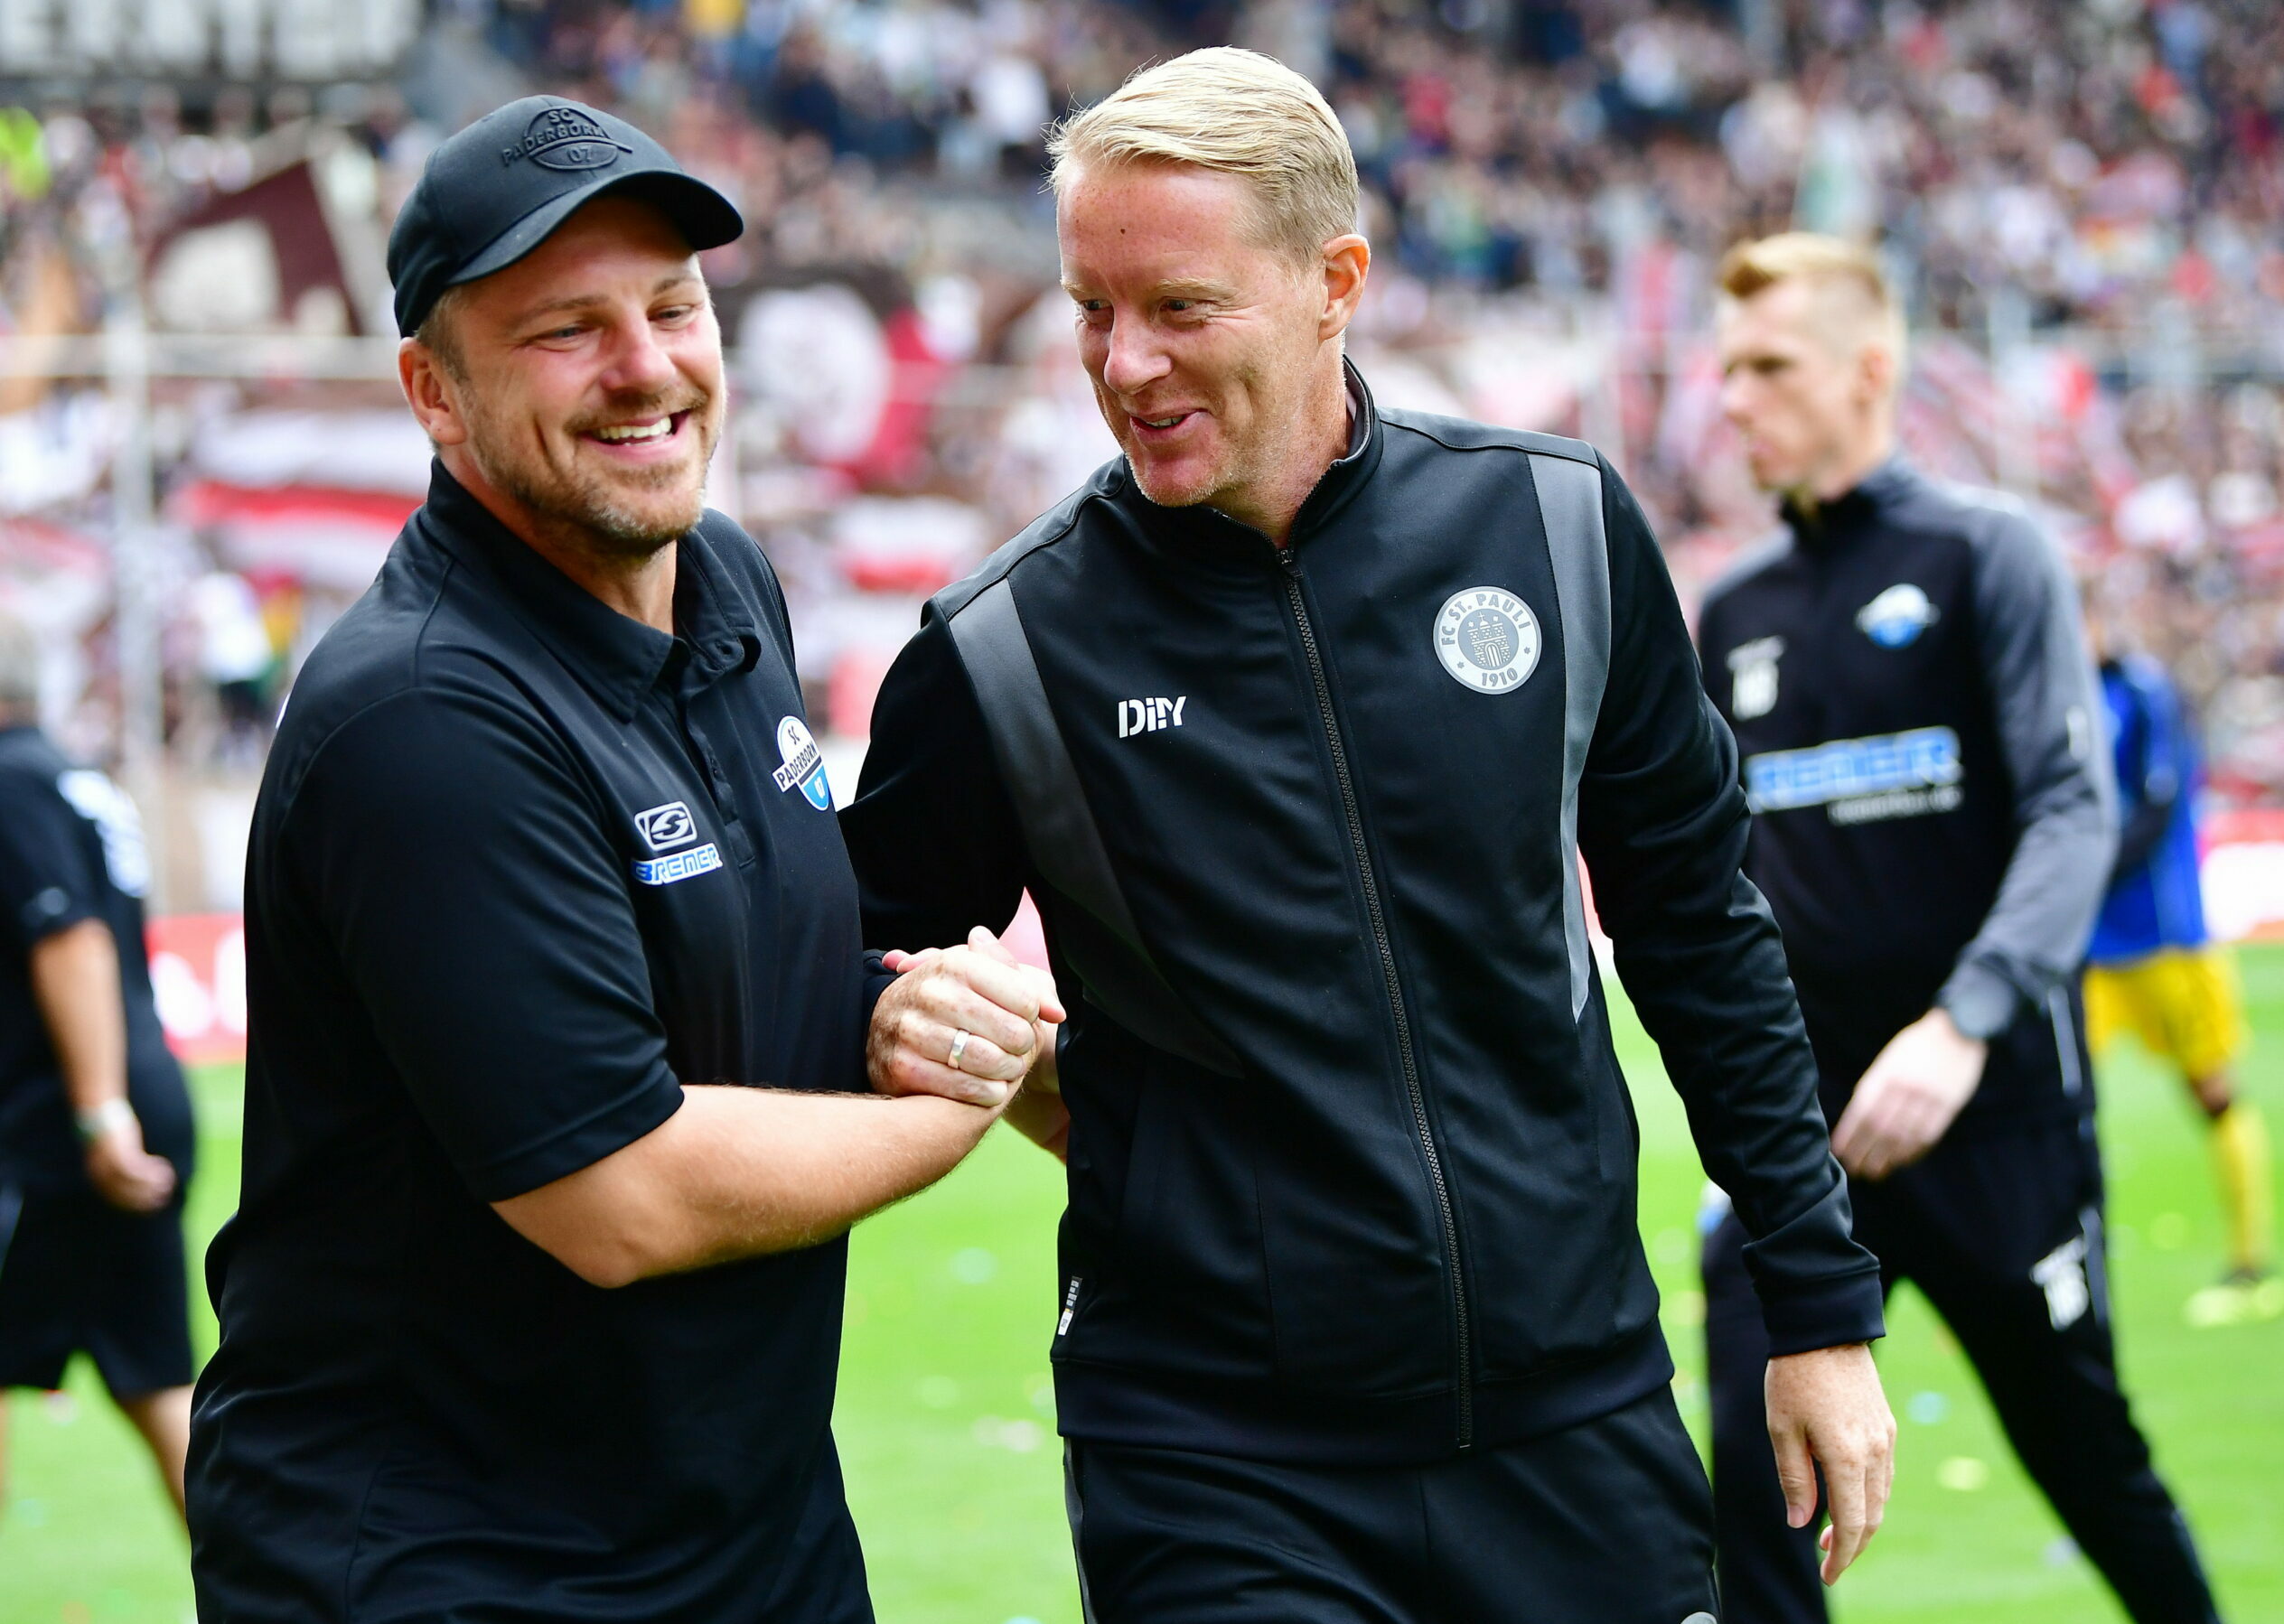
[{"xmin": 388, "ymin": 97, "xmax": 744, "ymax": 337}]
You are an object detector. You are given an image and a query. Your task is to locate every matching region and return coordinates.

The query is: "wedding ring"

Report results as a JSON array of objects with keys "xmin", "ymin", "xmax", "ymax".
[{"xmin": 948, "ymin": 1030, "xmax": 971, "ymax": 1072}]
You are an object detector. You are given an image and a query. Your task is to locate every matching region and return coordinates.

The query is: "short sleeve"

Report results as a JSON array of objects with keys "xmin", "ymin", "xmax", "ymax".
[
  {"xmin": 0, "ymin": 771, "xmax": 105, "ymax": 952},
  {"xmin": 284, "ymin": 687, "xmax": 683, "ymax": 1201}
]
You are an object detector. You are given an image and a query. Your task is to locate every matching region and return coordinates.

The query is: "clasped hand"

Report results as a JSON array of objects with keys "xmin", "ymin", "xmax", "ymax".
[{"xmin": 868, "ymin": 927, "xmax": 1064, "ymax": 1108}]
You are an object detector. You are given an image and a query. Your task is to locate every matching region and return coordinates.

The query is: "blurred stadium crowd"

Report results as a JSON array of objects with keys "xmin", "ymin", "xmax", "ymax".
[{"xmin": 6, "ymin": 0, "xmax": 2284, "ymax": 905}]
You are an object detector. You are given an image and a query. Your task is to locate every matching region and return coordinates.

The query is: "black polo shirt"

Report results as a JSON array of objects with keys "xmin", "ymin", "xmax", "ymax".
[
  {"xmin": 0, "ymin": 726, "xmax": 193, "ymax": 1193},
  {"xmin": 189, "ymin": 465, "xmax": 882, "ymax": 1621}
]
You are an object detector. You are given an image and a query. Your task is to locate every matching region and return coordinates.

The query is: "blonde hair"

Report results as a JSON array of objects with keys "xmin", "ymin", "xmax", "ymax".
[
  {"xmin": 1717, "ymin": 232, "xmax": 1906, "ymax": 366},
  {"xmin": 1047, "ymin": 48, "xmax": 1359, "ymax": 264}
]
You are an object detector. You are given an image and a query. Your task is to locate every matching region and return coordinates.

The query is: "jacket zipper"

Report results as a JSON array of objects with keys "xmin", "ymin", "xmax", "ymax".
[{"xmin": 1277, "ymin": 548, "xmax": 1474, "ymax": 1448}]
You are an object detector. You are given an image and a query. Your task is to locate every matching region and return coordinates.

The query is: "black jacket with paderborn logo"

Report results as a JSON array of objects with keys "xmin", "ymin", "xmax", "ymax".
[
  {"xmin": 1695, "ymin": 459, "xmax": 2117, "ymax": 1131},
  {"xmin": 844, "ymin": 368, "xmax": 1885, "ymax": 1465}
]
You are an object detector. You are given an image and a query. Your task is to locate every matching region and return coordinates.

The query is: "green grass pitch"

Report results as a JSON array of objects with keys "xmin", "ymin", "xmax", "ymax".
[{"xmin": 4, "ymin": 954, "xmax": 2279, "ymax": 1623}]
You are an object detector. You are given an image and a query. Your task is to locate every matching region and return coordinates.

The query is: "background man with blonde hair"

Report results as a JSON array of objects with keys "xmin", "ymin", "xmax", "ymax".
[
  {"xmin": 1699, "ymin": 232, "xmax": 2220, "ymax": 1623},
  {"xmin": 847, "ymin": 50, "xmax": 1893, "ymax": 1623}
]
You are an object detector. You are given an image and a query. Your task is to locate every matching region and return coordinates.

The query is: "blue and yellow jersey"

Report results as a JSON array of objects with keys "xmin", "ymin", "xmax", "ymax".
[{"xmin": 2089, "ymin": 655, "xmax": 2207, "ymax": 964}]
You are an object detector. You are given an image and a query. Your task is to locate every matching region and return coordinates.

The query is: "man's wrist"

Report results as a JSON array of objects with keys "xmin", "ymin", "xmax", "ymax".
[
  {"xmin": 1934, "ymin": 961, "xmax": 2017, "ymax": 1041},
  {"xmin": 1755, "ymin": 1239, "xmax": 1888, "ymax": 1354},
  {"xmin": 74, "ymin": 1097, "xmax": 136, "ymax": 1143}
]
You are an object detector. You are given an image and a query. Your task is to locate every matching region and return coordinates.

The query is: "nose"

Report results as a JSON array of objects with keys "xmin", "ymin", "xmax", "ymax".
[
  {"xmin": 1099, "ymin": 314, "xmax": 1171, "ymax": 400},
  {"xmin": 1718, "ymin": 371, "xmax": 1754, "ymax": 429},
  {"xmin": 603, "ymin": 312, "xmax": 682, "ymax": 399}
]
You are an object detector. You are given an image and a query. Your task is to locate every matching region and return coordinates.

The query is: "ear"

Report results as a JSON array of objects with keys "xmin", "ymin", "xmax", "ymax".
[
  {"xmin": 398, "ymin": 338, "xmax": 470, "ymax": 448},
  {"xmin": 1318, "ymin": 234, "xmax": 1371, "ymax": 342},
  {"xmin": 1858, "ymin": 335, "xmax": 1898, "ymax": 408}
]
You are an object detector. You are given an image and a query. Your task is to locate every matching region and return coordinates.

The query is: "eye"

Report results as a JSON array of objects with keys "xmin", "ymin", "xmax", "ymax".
[{"xmin": 655, "ymin": 303, "xmax": 697, "ymax": 325}]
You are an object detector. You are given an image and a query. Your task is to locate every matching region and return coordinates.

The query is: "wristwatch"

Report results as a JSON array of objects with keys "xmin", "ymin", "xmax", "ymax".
[{"xmin": 74, "ymin": 1097, "xmax": 136, "ymax": 1143}]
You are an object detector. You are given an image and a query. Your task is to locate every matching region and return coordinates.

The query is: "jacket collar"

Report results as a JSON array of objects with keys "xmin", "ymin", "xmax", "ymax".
[
  {"xmin": 417, "ymin": 461, "xmax": 758, "ymax": 722},
  {"xmin": 1780, "ymin": 453, "xmax": 1917, "ymax": 545},
  {"xmin": 1111, "ymin": 357, "xmax": 1385, "ymax": 563}
]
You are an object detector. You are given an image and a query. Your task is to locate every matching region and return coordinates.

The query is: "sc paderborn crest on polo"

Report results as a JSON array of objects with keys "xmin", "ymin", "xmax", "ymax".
[
  {"xmin": 771, "ymin": 716, "xmax": 834, "ymax": 810},
  {"xmin": 501, "ymin": 107, "xmax": 633, "ymax": 172},
  {"xmin": 1435, "ymin": 586, "xmax": 1541, "ymax": 694}
]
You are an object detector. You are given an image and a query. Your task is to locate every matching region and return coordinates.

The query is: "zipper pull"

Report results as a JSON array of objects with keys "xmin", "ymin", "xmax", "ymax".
[{"xmin": 1056, "ymin": 1276, "xmax": 1083, "ymax": 1336}]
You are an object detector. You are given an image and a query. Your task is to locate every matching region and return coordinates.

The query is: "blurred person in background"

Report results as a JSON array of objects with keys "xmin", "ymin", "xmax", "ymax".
[
  {"xmin": 188, "ymin": 571, "xmax": 278, "ymax": 769},
  {"xmin": 1697, "ymin": 232, "xmax": 2219, "ymax": 1624},
  {"xmin": 0, "ymin": 607, "xmax": 197, "ymax": 1521},
  {"xmin": 2082, "ymin": 595, "xmax": 2278, "ymax": 1327}
]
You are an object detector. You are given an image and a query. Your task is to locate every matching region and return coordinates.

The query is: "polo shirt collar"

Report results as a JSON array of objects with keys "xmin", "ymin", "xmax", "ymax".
[
  {"xmin": 672, "ymin": 527, "xmax": 765, "ymax": 685},
  {"xmin": 419, "ymin": 461, "xmax": 758, "ymax": 721}
]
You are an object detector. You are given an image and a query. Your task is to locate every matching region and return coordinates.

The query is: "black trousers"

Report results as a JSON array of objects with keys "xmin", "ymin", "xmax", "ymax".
[
  {"xmin": 1704, "ymin": 1115, "xmax": 2219, "ymax": 1624},
  {"xmin": 1064, "ymin": 1386, "xmax": 1719, "ymax": 1624},
  {"xmin": 0, "ymin": 1180, "xmax": 195, "ymax": 1397}
]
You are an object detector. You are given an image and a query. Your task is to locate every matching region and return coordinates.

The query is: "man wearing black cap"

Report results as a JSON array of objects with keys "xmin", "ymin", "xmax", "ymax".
[{"xmin": 186, "ymin": 98, "xmax": 1057, "ymax": 1622}]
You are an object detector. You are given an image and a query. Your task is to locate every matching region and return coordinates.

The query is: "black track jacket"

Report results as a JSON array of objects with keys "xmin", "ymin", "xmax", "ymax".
[
  {"xmin": 1695, "ymin": 460, "xmax": 2116, "ymax": 1130},
  {"xmin": 844, "ymin": 368, "xmax": 1884, "ymax": 1464}
]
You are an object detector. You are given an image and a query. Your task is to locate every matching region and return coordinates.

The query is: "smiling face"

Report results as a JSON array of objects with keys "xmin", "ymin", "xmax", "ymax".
[
  {"xmin": 1057, "ymin": 160, "xmax": 1362, "ymax": 535},
  {"xmin": 403, "ymin": 194, "xmax": 725, "ymax": 560},
  {"xmin": 1717, "ymin": 276, "xmax": 1896, "ymax": 499}
]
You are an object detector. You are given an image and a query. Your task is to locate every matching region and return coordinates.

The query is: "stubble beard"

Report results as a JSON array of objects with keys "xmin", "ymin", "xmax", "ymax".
[
  {"xmin": 468, "ymin": 392, "xmax": 715, "ymax": 562},
  {"xmin": 1104, "ymin": 386, "xmax": 1266, "ymax": 517},
  {"xmin": 1123, "ymin": 436, "xmax": 1255, "ymax": 513},
  {"xmin": 1107, "ymin": 332, "xmax": 1334, "ymax": 527}
]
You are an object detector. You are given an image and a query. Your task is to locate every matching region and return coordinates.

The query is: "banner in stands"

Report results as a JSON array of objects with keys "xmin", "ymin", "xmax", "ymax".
[
  {"xmin": 148, "ymin": 913, "xmax": 247, "ymax": 1066},
  {"xmin": 2201, "ymin": 811, "xmax": 2284, "ymax": 946}
]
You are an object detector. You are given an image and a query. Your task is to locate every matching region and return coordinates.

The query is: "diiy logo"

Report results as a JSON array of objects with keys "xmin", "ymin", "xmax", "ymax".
[{"xmin": 1118, "ymin": 696, "xmax": 1186, "ymax": 738}]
